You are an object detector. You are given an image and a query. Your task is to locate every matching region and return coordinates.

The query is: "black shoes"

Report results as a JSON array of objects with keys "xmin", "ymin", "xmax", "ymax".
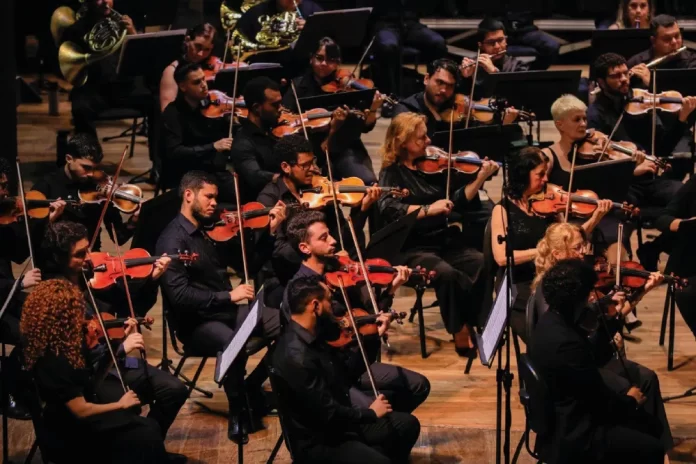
[
  {"xmin": 228, "ymin": 414, "xmax": 249, "ymax": 445},
  {"xmin": 0, "ymin": 394, "xmax": 32, "ymax": 421},
  {"xmin": 166, "ymin": 452, "xmax": 188, "ymax": 463}
]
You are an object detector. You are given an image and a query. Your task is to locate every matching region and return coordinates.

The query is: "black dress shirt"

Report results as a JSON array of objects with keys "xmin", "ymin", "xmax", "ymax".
[
  {"xmin": 627, "ymin": 47, "xmax": 696, "ymax": 88},
  {"xmin": 393, "ymin": 92, "xmax": 445, "ymax": 137},
  {"xmin": 159, "ymin": 95, "xmax": 229, "ymax": 188},
  {"xmin": 270, "ymin": 321, "xmax": 377, "ymax": 455},
  {"xmin": 656, "ymin": 176, "xmax": 696, "ymax": 276},
  {"xmin": 229, "ymin": 119, "xmax": 280, "ymax": 203},
  {"xmin": 235, "ymin": 0, "xmax": 323, "ymax": 43}
]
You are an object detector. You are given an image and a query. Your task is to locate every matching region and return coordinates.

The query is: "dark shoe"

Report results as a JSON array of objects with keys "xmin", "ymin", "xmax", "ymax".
[
  {"xmin": 227, "ymin": 415, "xmax": 249, "ymax": 445},
  {"xmin": 625, "ymin": 319, "xmax": 643, "ymax": 333},
  {"xmin": 637, "ymin": 242, "xmax": 659, "ymax": 272},
  {"xmin": 0, "ymin": 394, "xmax": 32, "ymax": 421},
  {"xmin": 166, "ymin": 452, "xmax": 187, "ymax": 464}
]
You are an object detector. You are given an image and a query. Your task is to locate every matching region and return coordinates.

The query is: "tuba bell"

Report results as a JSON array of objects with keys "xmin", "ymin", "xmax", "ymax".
[{"xmin": 53, "ymin": 4, "xmax": 128, "ymax": 87}]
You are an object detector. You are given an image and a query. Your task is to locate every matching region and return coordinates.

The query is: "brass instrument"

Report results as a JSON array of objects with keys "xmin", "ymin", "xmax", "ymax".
[
  {"xmin": 229, "ymin": 10, "xmax": 299, "ymax": 61},
  {"xmin": 220, "ymin": 0, "xmax": 265, "ymax": 31},
  {"xmin": 52, "ymin": 3, "xmax": 128, "ymax": 87}
]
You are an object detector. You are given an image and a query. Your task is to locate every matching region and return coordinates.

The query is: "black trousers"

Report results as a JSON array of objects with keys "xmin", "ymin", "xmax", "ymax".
[
  {"xmin": 303, "ymin": 412, "xmax": 421, "ymax": 464},
  {"xmin": 0, "ymin": 313, "xmax": 22, "ymax": 397},
  {"xmin": 96, "ymin": 358, "xmax": 188, "ymax": 437},
  {"xmin": 349, "ymin": 362, "xmax": 430, "ymax": 414},
  {"xmin": 627, "ymin": 176, "xmax": 684, "ymax": 211},
  {"xmin": 331, "ymin": 144, "xmax": 377, "ymax": 185},
  {"xmin": 592, "ymin": 420, "xmax": 665, "ymax": 464},
  {"xmin": 185, "ymin": 305, "xmax": 281, "ymax": 414},
  {"xmin": 675, "ymin": 279, "xmax": 696, "ymax": 338}
]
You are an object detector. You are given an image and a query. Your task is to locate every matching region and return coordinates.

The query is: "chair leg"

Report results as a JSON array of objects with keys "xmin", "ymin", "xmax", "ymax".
[
  {"xmin": 24, "ymin": 439, "xmax": 38, "ymax": 464},
  {"xmin": 511, "ymin": 429, "xmax": 526, "ymax": 464},
  {"xmin": 129, "ymin": 118, "xmax": 137, "ymax": 158},
  {"xmin": 659, "ymin": 288, "xmax": 670, "ymax": 347},
  {"xmin": 266, "ymin": 434, "xmax": 284, "ymax": 464},
  {"xmin": 188, "ymin": 358, "xmax": 213, "ymax": 399},
  {"xmin": 413, "ymin": 287, "xmax": 428, "ymax": 359}
]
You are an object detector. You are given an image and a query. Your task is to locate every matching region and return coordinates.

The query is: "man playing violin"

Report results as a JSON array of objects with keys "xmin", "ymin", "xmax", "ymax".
[
  {"xmin": 283, "ymin": 210, "xmax": 431, "ymax": 413},
  {"xmin": 40, "ymin": 220, "xmax": 189, "ymax": 463},
  {"xmin": 32, "ymin": 133, "xmax": 137, "ymax": 255},
  {"xmin": 159, "ymin": 62, "xmax": 237, "ymax": 200},
  {"xmin": 271, "ymin": 275, "xmax": 421, "ymax": 464}
]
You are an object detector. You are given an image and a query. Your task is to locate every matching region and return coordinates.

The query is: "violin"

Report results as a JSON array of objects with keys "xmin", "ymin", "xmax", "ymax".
[
  {"xmin": 78, "ymin": 170, "xmax": 143, "ymax": 214},
  {"xmin": 439, "ymin": 94, "xmax": 533, "ymax": 125},
  {"xmin": 85, "ymin": 313, "xmax": 154, "ymax": 349},
  {"xmin": 0, "ymin": 190, "xmax": 81, "ymax": 225},
  {"xmin": 86, "ymin": 248, "xmax": 198, "ymax": 290},
  {"xmin": 529, "ymin": 183, "xmax": 639, "ymax": 218},
  {"xmin": 205, "ymin": 202, "xmax": 302, "ymax": 242},
  {"xmin": 327, "ymin": 308, "xmax": 407, "ymax": 348},
  {"xmin": 594, "ymin": 255, "xmax": 688, "ymax": 290},
  {"xmin": 625, "ymin": 88, "xmax": 684, "ymax": 115},
  {"xmin": 320, "ymin": 69, "xmax": 397, "ymax": 106},
  {"xmin": 202, "ymin": 56, "xmax": 249, "ymax": 81},
  {"xmin": 201, "ymin": 90, "xmax": 248, "ymax": 119},
  {"xmin": 299, "ymin": 176, "xmax": 408, "ymax": 209},
  {"xmin": 273, "ymin": 107, "xmax": 366, "ymax": 138},
  {"xmin": 416, "ymin": 146, "xmax": 502, "ymax": 175},
  {"xmin": 325, "ymin": 255, "xmax": 434, "ymax": 288},
  {"xmin": 578, "ymin": 130, "xmax": 670, "ymax": 171}
]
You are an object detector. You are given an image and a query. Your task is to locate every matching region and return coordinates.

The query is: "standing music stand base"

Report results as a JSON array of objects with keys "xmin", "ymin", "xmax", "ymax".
[
  {"xmin": 658, "ymin": 282, "xmax": 677, "ymax": 371},
  {"xmin": 2, "ymin": 342, "xmax": 14, "ymax": 464}
]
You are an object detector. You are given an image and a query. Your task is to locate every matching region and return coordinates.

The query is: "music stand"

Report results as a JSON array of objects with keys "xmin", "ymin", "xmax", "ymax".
[
  {"xmin": 476, "ymin": 274, "xmax": 518, "ymax": 368},
  {"xmin": 432, "ymin": 125, "xmax": 525, "ymax": 163},
  {"xmin": 297, "ymin": 89, "xmax": 376, "ymax": 112},
  {"xmin": 590, "ymin": 30, "xmax": 652, "ymax": 78},
  {"xmin": 654, "ymin": 68, "xmax": 696, "ymax": 97},
  {"xmin": 212, "ymin": 63, "xmax": 285, "ymax": 92},
  {"xmin": 365, "ymin": 208, "xmax": 420, "ymax": 264},
  {"xmin": 571, "ymin": 158, "xmax": 636, "ymax": 202},
  {"xmin": 116, "ymin": 29, "xmax": 187, "ymax": 80},
  {"xmin": 482, "ymin": 71, "xmax": 582, "ymax": 121},
  {"xmin": 293, "ymin": 8, "xmax": 372, "ymax": 59}
]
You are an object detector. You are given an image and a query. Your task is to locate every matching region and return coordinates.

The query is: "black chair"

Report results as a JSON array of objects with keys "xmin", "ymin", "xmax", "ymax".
[
  {"xmin": 22, "ymin": 376, "xmax": 66, "ymax": 464},
  {"xmin": 266, "ymin": 352, "xmax": 300, "ymax": 464},
  {"xmin": 405, "ymin": 281, "xmax": 440, "ymax": 359},
  {"xmin": 93, "ymin": 108, "xmax": 145, "ymax": 159}
]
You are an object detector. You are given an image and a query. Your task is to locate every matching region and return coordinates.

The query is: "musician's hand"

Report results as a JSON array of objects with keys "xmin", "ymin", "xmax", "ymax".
[
  {"xmin": 48, "ymin": 198, "xmax": 66, "ymax": 223},
  {"xmin": 477, "ymin": 158, "xmax": 499, "ymax": 181},
  {"xmin": 645, "ymin": 272, "xmax": 664, "ymax": 293},
  {"xmin": 369, "ymin": 394, "xmax": 392, "ymax": 418},
  {"xmin": 22, "ymin": 268, "xmax": 42, "ymax": 289},
  {"xmin": 361, "ymin": 185, "xmax": 382, "ymax": 212},
  {"xmin": 619, "ymin": 300, "xmax": 633, "ymax": 317},
  {"xmin": 230, "ymin": 284, "xmax": 255, "ymax": 303},
  {"xmin": 330, "ymin": 106, "xmax": 349, "ymax": 131},
  {"xmin": 592, "ymin": 199, "xmax": 613, "ymax": 221},
  {"xmin": 630, "ymin": 63, "xmax": 650, "ymax": 87},
  {"xmin": 370, "ymin": 91, "xmax": 384, "ymax": 112},
  {"xmin": 610, "ymin": 291, "xmax": 626, "ymax": 309},
  {"xmin": 626, "ymin": 386, "xmax": 647, "ymax": 406},
  {"xmin": 120, "ymin": 15, "xmax": 137, "ymax": 35},
  {"xmin": 614, "ymin": 332, "xmax": 625, "ymax": 355},
  {"xmin": 390, "ymin": 265, "xmax": 411, "ymax": 294},
  {"xmin": 376, "ymin": 313, "xmax": 392, "ymax": 337},
  {"xmin": 269, "ymin": 200, "xmax": 287, "ymax": 235},
  {"xmin": 479, "ymin": 54, "xmax": 498, "ymax": 74},
  {"xmin": 430, "ymin": 199, "xmax": 453, "ymax": 216},
  {"xmin": 123, "ymin": 318, "xmax": 138, "ymax": 337},
  {"xmin": 151, "ymin": 254, "xmax": 171, "ymax": 281},
  {"xmin": 214, "ymin": 138, "xmax": 233, "ymax": 152},
  {"xmin": 123, "ymin": 332, "xmax": 145, "ymax": 355},
  {"xmin": 633, "ymin": 150, "xmax": 647, "ymax": 165},
  {"xmin": 634, "ymin": 160, "xmax": 658, "ymax": 176},
  {"xmin": 460, "ymin": 58, "xmax": 476, "ymax": 78},
  {"xmin": 118, "ymin": 390, "xmax": 141, "ymax": 410},
  {"xmin": 295, "ymin": 18, "xmax": 306, "ymax": 31},
  {"xmin": 678, "ymin": 96, "xmax": 696, "ymax": 122}
]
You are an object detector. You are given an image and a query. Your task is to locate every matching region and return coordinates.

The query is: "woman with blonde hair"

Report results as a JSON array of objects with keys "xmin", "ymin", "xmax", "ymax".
[{"xmin": 377, "ymin": 112, "xmax": 497, "ymax": 355}]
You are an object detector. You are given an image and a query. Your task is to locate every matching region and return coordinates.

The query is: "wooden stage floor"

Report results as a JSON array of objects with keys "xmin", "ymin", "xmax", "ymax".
[{"xmin": 4, "ymin": 80, "xmax": 696, "ymax": 463}]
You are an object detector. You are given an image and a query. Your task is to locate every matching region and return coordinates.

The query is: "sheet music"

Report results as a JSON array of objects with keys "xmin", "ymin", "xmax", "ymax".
[
  {"xmin": 479, "ymin": 275, "xmax": 517, "ymax": 367},
  {"xmin": 215, "ymin": 298, "xmax": 261, "ymax": 384}
]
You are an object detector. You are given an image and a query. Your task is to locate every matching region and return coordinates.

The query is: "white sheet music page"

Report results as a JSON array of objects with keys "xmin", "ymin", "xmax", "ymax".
[
  {"xmin": 481, "ymin": 275, "xmax": 514, "ymax": 366},
  {"xmin": 215, "ymin": 298, "xmax": 260, "ymax": 384}
]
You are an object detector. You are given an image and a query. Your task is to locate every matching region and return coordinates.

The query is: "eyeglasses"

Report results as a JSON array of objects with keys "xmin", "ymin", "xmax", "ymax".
[
  {"xmin": 314, "ymin": 54, "xmax": 339, "ymax": 64},
  {"xmin": 482, "ymin": 36, "xmax": 507, "ymax": 46},
  {"xmin": 293, "ymin": 156, "xmax": 317, "ymax": 170}
]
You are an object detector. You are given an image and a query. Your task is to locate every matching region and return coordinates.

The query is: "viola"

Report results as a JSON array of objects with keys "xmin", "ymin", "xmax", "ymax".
[
  {"xmin": 78, "ymin": 170, "xmax": 143, "ymax": 214},
  {"xmin": 273, "ymin": 107, "xmax": 366, "ymax": 138},
  {"xmin": 85, "ymin": 312, "xmax": 154, "ymax": 349},
  {"xmin": 578, "ymin": 130, "xmax": 670, "ymax": 171},
  {"xmin": 205, "ymin": 202, "xmax": 302, "ymax": 242},
  {"xmin": 529, "ymin": 183, "xmax": 639, "ymax": 218},
  {"xmin": 439, "ymin": 94, "xmax": 533, "ymax": 125},
  {"xmin": 202, "ymin": 56, "xmax": 249, "ymax": 81},
  {"xmin": 201, "ymin": 89, "xmax": 248, "ymax": 119},
  {"xmin": 325, "ymin": 255, "xmax": 434, "ymax": 288},
  {"xmin": 416, "ymin": 146, "xmax": 502, "ymax": 175},
  {"xmin": 327, "ymin": 308, "xmax": 407, "ymax": 349},
  {"xmin": 299, "ymin": 176, "xmax": 408, "ymax": 209},
  {"xmin": 320, "ymin": 69, "xmax": 398, "ymax": 106},
  {"xmin": 0, "ymin": 190, "xmax": 81, "ymax": 225},
  {"xmin": 625, "ymin": 88, "xmax": 684, "ymax": 115},
  {"xmin": 86, "ymin": 248, "xmax": 198, "ymax": 290},
  {"xmin": 594, "ymin": 256, "xmax": 688, "ymax": 290}
]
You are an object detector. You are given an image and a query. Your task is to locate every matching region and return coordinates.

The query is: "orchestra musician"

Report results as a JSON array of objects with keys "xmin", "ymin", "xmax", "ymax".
[
  {"xmin": 271, "ymin": 275, "xmax": 421, "ymax": 464},
  {"xmin": 159, "ymin": 62, "xmax": 236, "ymax": 199},
  {"xmin": 282, "ymin": 37, "xmax": 382, "ymax": 185},
  {"xmin": 490, "ymin": 147, "xmax": 612, "ymax": 340},
  {"xmin": 378, "ymin": 113, "xmax": 493, "ymax": 355},
  {"xmin": 229, "ymin": 77, "xmax": 284, "ymax": 203},
  {"xmin": 609, "ymin": 0, "xmax": 653, "ymax": 29},
  {"xmin": 530, "ymin": 259, "xmax": 667, "ymax": 464},
  {"xmin": 39, "ymin": 221, "xmax": 188, "ymax": 463},
  {"xmin": 283, "ymin": 210, "xmax": 431, "ymax": 412},
  {"xmin": 156, "ymin": 171, "xmax": 284, "ymax": 444}
]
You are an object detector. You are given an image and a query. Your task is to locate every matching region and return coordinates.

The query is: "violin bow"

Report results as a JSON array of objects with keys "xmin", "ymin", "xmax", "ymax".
[
  {"xmin": 335, "ymin": 276, "xmax": 379, "ymax": 398},
  {"xmin": 464, "ymin": 48, "xmax": 481, "ymax": 129},
  {"xmin": 351, "ymin": 35, "xmax": 375, "ymax": 80},
  {"xmin": 650, "ymin": 70, "xmax": 657, "ymax": 175},
  {"xmin": 228, "ymin": 42, "xmax": 242, "ymax": 139},
  {"xmin": 445, "ymin": 91, "xmax": 455, "ymax": 203},
  {"xmin": 615, "ymin": 223, "xmax": 623, "ymax": 291},
  {"xmin": 88, "ymin": 145, "xmax": 130, "ymax": 252},
  {"xmin": 232, "ymin": 173, "xmax": 251, "ymax": 284},
  {"xmin": 323, "ymin": 148, "xmax": 347, "ymax": 252},
  {"xmin": 290, "ymin": 80, "xmax": 310, "ymax": 140},
  {"xmin": 594, "ymin": 113, "xmax": 626, "ymax": 163},
  {"xmin": 563, "ymin": 143, "xmax": 579, "ymax": 222},
  {"xmin": 222, "ymin": 29, "xmax": 231, "ymax": 67},
  {"xmin": 15, "ymin": 158, "xmax": 35, "ymax": 268}
]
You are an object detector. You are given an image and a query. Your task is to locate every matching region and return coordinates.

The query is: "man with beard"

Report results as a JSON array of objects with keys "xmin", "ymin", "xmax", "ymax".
[
  {"xmin": 156, "ymin": 171, "xmax": 286, "ymax": 444},
  {"xmin": 159, "ymin": 62, "xmax": 236, "ymax": 200},
  {"xmin": 229, "ymin": 77, "xmax": 284, "ymax": 203}
]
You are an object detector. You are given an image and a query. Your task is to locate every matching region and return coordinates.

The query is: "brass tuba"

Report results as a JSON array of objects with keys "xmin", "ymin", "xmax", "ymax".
[{"xmin": 52, "ymin": 4, "xmax": 128, "ymax": 87}]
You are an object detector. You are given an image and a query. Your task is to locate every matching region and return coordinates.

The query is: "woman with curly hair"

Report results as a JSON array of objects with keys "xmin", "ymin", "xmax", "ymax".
[
  {"xmin": 21, "ymin": 279, "xmax": 168, "ymax": 463},
  {"xmin": 377, "ymin": 112, "xmax": 497, "ymax": 355}
]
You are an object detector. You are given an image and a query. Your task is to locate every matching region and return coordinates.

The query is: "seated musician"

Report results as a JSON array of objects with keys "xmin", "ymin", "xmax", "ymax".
[
  {"xmin": 282, "ymin": 37, "xmax": 382, "ymax": 185},
  {"xmin": 159, "ymin": 62, "xmax": 236, "ymax": 199},
  {"xmin": 271, "ymin": 275, "xmax": 421, "ymax": 464},
  {"xmin": 230, "ymin": 77, "xmax": 284, "ymax": 203},
  {"xmin": 32, "ymin": 133, "xmax": 137, "ymax": 254},
  {"xmin": 283, "ymin": 210, "xmax": 431, "ymax": 412},
  {"xmin": 609, "ymin": 0, "xmax": 653, "ymax": 29},
  {"xmin": 160, "ymin": 23, "xmax": 217, "ymax": 112},
  {"xmin": 378, "ymin": 113, "xmax": 494, "ymax": 355},
  {"xmin": 490, "ymin": 147, "xmax": 612, "ymax": 340},
  {"xmin": 257, "ymin": 134, "xmax": 380, "ymax": 290},
  {"xmin": 40, "ymin": 221, "xmax": 188, "ymax": 462},
  {"xmin": 21, "ymin": 280, "xmax": 170, "ymax": 463},
  {"xmin": 156, "ymin": 171, "xmax": 284, "ymax": 444},
  {"xmin": 530, "ymin": 259, "xmax": 668, "ymax": 464}
]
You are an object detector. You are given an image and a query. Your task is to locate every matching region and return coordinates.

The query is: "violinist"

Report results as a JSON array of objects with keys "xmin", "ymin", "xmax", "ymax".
[
  {"xmin": 530, "ymin": 260, "xmax": 667, "ymax": 464},
  {"xmin": 156, "ymin": 171, "xmax": 283, "ymax": 444},
  {"xmin": 490, "ymin": 147, "xmax": 612, "ymax": 339},
  {"xmin": 281, "ymin": 37, "xmax": 382, "ymax": 185},
  {"xmin": 40, "ymin": 221, "xmax": 189, "ymax": 461},
  {"xmin": 229, "ymin": 76, "xmax": 284, "ymax": 203},
  {"xmin": 21, "ymin": 280, "xmax": 170, "ymax": 463},
  {"xmin": 160, "ymin": 23, "xmax": 217, "ymax": 112},
  {"xmin": 378, "ymin": 113, "xmax": 491, "ymax": 355},
  {"xmin": 159, "ymin": 62, "xmax": 236, "ymax": 200},
  {"xmin": 32, "ymin": 133, "xmax": 136, "ymax": 254},
  {"xmin": 283, "ymin": 210, "xmax": 431, "ymax": 412},
  {"xmin": 271, "ymin": 275, "xmax": 421, "ymax": 464}
]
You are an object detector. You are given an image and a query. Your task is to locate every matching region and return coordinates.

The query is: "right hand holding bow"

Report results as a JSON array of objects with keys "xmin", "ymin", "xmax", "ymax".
[
  {"xmin": 230, "ymin": 284, "xmax": 255, "ymax": 303},
  {"xmin": 214, "ymin": 138, "xmax": 233, "ymax": 152},
  {"xmin": 369, "ymin": 394, "xmax": 392, "ymax": 418},
  {"xmin": 118, "ymin": 390, "xmax": 141, "ymax": 410},
  {"xmin": 429, "ymin": 199, "xmax": 454, "ymax": 216}
]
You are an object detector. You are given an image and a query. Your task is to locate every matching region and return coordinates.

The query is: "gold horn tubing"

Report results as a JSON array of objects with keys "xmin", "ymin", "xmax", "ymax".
[
  {"xmin": 220, "ymin": 1, "xmax": 242, "ymax": 31},
  {"xmin": 50, "ymin": 6, "xmax": 77, "ymax": 44}
]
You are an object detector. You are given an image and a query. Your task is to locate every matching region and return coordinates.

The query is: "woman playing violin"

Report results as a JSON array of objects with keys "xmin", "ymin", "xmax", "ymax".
[{"xmin": 378, "ymin": 113, "xmax": 493, "ymax": 355}]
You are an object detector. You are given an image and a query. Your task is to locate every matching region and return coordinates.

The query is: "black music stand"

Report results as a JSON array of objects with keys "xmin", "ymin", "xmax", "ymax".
[
  {"xmin": 365, "ymin": 208, "xmax": 419, "ymax": 263},
  {"xmin": 432, "ymin": 125, "xmax": 525, "ymax": 164},
  {"xmin": 483, "ymin": 70, "xmax": 582, "ymax": 121},
  {"xmin": 571, "ymin": 158, "xmax": 636, "ymax": 202},
  {"xmin": 293, "ymin": 8, "xmax": 373, "ymax": 59},
  {"xmin": 590, "ymin": 30, "xmax": 652, "ymax": 67},
  {"xmin": 212, "ymin": 63, "xmax": 285, "ymax": 92},
  {"xmin": 297, "ymin": 89, "xmax": 376, "ymax": 112},
  {"xmin": 654, "ymin": 68, "xmax": 696, "ymax": 96}
]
